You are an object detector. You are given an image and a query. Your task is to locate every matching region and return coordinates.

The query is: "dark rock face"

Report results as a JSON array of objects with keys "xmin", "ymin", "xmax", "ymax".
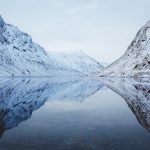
[
  {"xmin": 0, "ymin": 15, "xmax": 5, "ymax": 43},
  {"xmin": 0, "ymin": 15, "xmax": 5, "ymax": 29}
]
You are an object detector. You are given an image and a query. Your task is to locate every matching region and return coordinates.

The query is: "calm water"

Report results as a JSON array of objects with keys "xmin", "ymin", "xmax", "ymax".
[{"xmin": 0, "ymin": 77, "xmax": 150, "ymax": 150}]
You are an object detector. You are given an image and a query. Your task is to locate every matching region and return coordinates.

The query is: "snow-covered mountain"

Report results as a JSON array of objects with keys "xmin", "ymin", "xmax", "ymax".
[
  {"xmin": 0, "ymin": 15, "xmax": 103, "ymax": 76},
  {"xmin": 98, "ymin": 20, "xmax": 150, "ymax": 77}
]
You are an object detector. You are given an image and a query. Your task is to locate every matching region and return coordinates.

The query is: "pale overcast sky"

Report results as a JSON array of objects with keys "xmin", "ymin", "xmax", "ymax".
[{"xmin": 0, "ymin": 0, "xmax": 150, "ymax": 63}]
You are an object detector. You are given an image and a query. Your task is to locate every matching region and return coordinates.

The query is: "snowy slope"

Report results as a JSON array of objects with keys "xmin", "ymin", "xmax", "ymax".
[
  {"xmin": 48, "ymin": 51, "xmax": 103, "ymax": 75},
  {"xmin": 98, "ymin": 20, "xmax": 150, "ymax": 77},
  {"xmin": 0, "ymin": 15, "xmax": 103, "ymax": 76},
  {"xmin": 0, "ymin": 16, "xmax": 58, "ymax": 76}
]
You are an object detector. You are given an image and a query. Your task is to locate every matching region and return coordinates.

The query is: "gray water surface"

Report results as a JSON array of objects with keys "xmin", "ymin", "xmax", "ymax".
[{"xmin": 0, "ymin": 77, "xmax": 150, "ymax": 150}]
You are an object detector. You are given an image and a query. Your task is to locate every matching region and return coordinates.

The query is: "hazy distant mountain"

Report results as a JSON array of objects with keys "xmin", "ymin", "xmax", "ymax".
[
  {"xmin": 98, "ymin": 20, "xmax": 150, "ymax": 77},
  {"xmin": 0, "ymin": 15, "xmax": 103, "ymax": 76},
  {"xmin": 48, "ymin": 50, "xmax": 104, "ymax": 76}
]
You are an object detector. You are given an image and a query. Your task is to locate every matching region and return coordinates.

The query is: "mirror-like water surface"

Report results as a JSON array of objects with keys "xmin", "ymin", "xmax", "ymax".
[{"xmin": 0, "ymin": 77, "xmax": 150, "ymax": 150}]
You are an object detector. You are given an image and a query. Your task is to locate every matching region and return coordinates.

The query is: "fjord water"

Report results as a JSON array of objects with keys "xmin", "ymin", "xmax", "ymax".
[{"xmin": 0, "ymin": 78, "xmax": 150, "ymax": 150}]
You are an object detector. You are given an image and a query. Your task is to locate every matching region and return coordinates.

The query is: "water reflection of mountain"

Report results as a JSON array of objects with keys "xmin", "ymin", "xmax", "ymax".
[
  {"xmin": 0, "ymin": 77, "xmax": 150, "ymax": 138},
  {"xmin": 101, "ymin": 78, "xmax": 150, "ymax": 133},
  {"xmin": 0, "ymin": 77, "xmax": 103, "ymax": 134}
]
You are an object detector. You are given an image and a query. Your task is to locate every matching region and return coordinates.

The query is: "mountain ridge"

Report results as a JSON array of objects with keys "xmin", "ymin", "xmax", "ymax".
[{"xmin": 0, "ymin": 15, "xmax": 103, "ymax": 76}]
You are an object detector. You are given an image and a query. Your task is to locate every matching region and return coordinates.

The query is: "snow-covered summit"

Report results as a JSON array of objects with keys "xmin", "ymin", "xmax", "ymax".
[
  {"xmin": 98, "ymin": 20, "xmax": 150, "ymax": 77},
  {"xmin": 0, "ymin": 15, "xmax": 103, "ymax": 76}
]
